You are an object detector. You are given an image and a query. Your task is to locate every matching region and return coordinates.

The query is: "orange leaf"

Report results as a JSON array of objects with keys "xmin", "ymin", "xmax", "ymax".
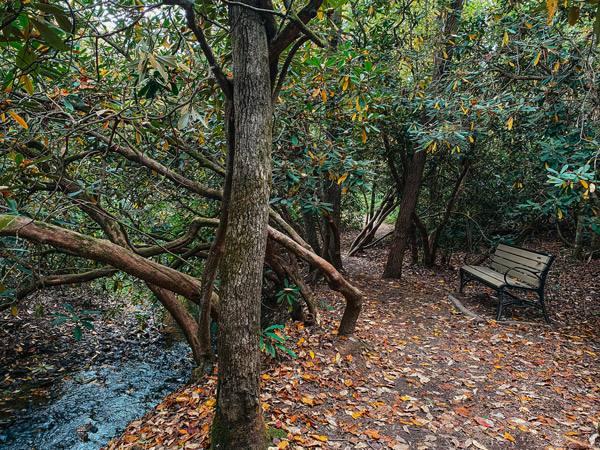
[
  {"xmin": 278, "ymin": 441, "xmax": 290, "ymax": 449},
  {"xmin": 365, "ymin": 429, "xmax": 381, "ymax": 439},
  {"xmin": 455, "ymin": 406, "xmax": 470, "ymax": 417}
]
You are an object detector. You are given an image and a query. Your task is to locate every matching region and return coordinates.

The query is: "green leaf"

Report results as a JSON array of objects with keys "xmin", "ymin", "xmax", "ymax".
[
  {"xmin": 50, "ymin": 316, "xmax": 69, "ymax": 326},
  {"xmin": 63, "ymin": 302, "xmax": 74, "ymax": 313},
  {"xmin": 32, "ymin": 3, "xmax": 73, "ymax": 31},
  {"xmin": 30, "ymin": 17, "xmax": 68, "ymax": 51},
  {"xmin": 265, "ymin": 332, "xmax": 285, "ymax": 343},
  {"xmin": 81, "ymin": 321, "xmax": 95, "ymax": 330},
  {"xmin": 16, "ymin": 46, "xmax": 37, "ymax": 71},
  {"xmin": 74, "ymin": 325, "xmax": 82, "ymax": 341}
]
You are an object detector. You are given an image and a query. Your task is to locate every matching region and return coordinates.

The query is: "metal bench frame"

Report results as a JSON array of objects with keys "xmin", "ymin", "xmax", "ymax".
[{"xmin": 459, "ymin": 244, "xmax": 555, "ymax": 323}]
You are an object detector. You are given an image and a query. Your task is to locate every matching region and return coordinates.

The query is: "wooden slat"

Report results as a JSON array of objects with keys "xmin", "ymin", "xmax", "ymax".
[
  {"xmin": 490, "ymin": 260, "xmax": 540, "ymax": 287},
  {"xmin": 496, "ymin": 244, "xmax": 550, "ymax": 264},
  {"xmin": 491, "ymin": 255, "xmax": 543, "ymax": 286},
  {"xmin": 462, "ymin": 265, "xmax": 533, "ymax": 289},
  {"xmin": 493, "ymin": 251, "xmax": 547, "ymax": 271}
]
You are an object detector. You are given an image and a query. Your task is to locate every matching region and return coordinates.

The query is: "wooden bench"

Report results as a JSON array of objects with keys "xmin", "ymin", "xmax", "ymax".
[{"xmin": 459, "ymin": 244, "xmax": 555, "ymax": 323}]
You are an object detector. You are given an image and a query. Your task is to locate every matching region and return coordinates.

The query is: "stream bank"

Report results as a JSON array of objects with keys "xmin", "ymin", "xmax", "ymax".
[{"xmin": 0, "ymin": 290, "xmax": 193, "ymax": 450}]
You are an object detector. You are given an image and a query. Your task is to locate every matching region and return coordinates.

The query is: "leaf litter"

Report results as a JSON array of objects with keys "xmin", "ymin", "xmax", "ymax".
[{"xmin": 103, "ymin": 236, "xmax": 600, "ymax": 450}]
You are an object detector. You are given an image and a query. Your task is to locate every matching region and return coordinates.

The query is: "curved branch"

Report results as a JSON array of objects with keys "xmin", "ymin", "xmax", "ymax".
[
  {"xmin": 268, "ymin": 0, "xmax": 325, "ymax": 64},
  {"xmin": 89, "ymin": 130, "xmax": 222, "ymax": 200},
  {"xmin": 268, "ymin": 226, "xmax": 363, "ymax": 335},
  {"xmin": 0, "ymin": 215, "xmax": 204, "ymax": 303},
  {"xmin": 272, "ymin": 35, "xmax": 308, "ymax": 103},
  {"xmin": 9, "ymin": 267, "xmax": 119, "ymax": 307}
]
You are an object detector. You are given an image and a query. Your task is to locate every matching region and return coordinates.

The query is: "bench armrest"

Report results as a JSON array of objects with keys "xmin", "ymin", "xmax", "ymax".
[{"xmin": 503, "ymin": 266, "xmax": 542, "ymax": 287}]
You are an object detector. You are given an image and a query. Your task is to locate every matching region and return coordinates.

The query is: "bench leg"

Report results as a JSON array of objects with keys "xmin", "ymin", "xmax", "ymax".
[
  {"xmin": 539, "ymin": 291, "xmax": 551, "ymax": 324},
  {"xmin": 496, "ymin": 290, "xmax": 504, "ymax": 321}
]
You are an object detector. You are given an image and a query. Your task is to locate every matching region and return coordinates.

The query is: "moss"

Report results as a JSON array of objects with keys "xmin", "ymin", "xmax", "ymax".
[{"xmin": 266, "ymin": 425, "xmax": 287, "ymax": 440}]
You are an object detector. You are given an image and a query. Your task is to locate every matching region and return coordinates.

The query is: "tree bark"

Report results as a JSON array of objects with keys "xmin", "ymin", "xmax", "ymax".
[
  {"xmin": 210, "ymin": 0, "xmax": 272, "ymax": 447},
  {"xmin": 383, "ymin": 150, "xmax": 427, "ymax": 278}
]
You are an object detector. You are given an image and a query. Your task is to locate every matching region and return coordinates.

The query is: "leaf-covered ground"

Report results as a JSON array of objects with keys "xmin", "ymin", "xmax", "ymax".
[{"xmin": 103, "ymin": 237, "xmax": 600, "ymax": 450}]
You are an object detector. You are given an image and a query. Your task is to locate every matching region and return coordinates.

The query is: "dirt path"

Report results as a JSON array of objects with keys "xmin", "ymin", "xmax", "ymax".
[{"xmin": 105, "ymin": 240, "xmax": 600, "ymax": 450}]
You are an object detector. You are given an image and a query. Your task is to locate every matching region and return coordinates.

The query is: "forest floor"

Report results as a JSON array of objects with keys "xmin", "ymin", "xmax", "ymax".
[{"xmin": 103, "ymin": 229, "xmax": 600, "ymax": 450}]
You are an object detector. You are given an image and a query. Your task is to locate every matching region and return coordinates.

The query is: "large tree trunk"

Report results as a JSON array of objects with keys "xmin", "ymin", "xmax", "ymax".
[
  {"xmin": 210, "ymin": 0, "xmax": 272, "ymax": 447},
  {"xmin": 383, "ymin": 150, "xmax": 426, "ymax": 278}
]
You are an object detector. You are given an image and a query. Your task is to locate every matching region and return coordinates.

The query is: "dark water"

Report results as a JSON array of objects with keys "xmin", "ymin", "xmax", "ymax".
[{"xmin": 0, "ymin": 341, "xmax": 192, "ymax": 450}]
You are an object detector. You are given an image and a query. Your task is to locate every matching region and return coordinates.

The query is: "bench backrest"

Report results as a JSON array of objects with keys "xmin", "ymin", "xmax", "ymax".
[{"xmin": 491, "ymin": 244, "xmax": 554, "ymax": 288}]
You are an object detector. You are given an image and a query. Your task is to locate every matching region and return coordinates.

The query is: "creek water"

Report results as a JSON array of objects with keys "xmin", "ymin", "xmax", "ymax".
[{"xmin": 0, "ymin": 339, "xmax": 192, "ymax": 450}]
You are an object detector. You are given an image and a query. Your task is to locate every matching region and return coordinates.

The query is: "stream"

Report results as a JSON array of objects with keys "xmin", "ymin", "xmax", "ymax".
[{"xmin": 0, "ymin": 336, "xmax": 192, "ymax": 450}]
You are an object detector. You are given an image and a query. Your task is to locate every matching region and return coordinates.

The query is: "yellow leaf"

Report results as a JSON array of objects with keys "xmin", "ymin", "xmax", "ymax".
[
  {"xmin": 206, "ymin": 398, "xmax": 216, "ymax": 407},
  {"xmin": 309, "ymin": 350, "xmax": 314, "ymax": 359},
  {"xmin": 148, "ymin": 53, "xmax": 157, "ymax": 69},
  {"xmin": 337, "ymin": 173, "xmax": 348, "ymax": 184},
  {"xmin": 468, "ymin": 136, "xmax": 474, "ymax": 143},
  {"xmin": 8, "ymin": 110, "xmax": 28, "ymax": 130},
  {"xmin": 317, "ymin": 9, "xmax": 323, "ymax": 20},
  {"xmin": 547, "ymin": 0, "xmax": 558, "ymax": 24},
  {"xmin": 11, "ymin": 306, "xmax": 18, "ymax": 317},
  {"xmin": 362, "ymin": 127, "xmax": 367, "ymax": 143},
  {"xmin": 312, "ymin": 88, "xmax": 320, "ymax": 98},
  {"xmin": 502, "ymin": 31, "xmax": 509, "ymax": 46},
  {"xmin": 136, "ymin": 132, "xmax": 141, "ymax": 143},
  {"xmin": 22, "ymin": 74, "xmax": 34, "ymax": 95},
  {"xmin": 321, "ymin": 89, "xmax": 327, "ymax": 103},
  {"xmin": 1, "ymin": 113, "xmax": 5, "ymax": 122},
  {"xmin": 151, "ymin": 170, "xmax": 157, "ymax": 176},
  {"xmin": 352, "ymin": 410, "xmax": 363, "ymax": 419},
  {"xmin": 368, "ymin": 5, "xmax": 374, "ymax": 14},
  {"xmin": 311, "ymin": 435, "xmax": 328, "ymax": 442},
  {"xmin": 507, "ymin": 117, "xmax": 514, "ymax": 130},
  {"xmin": 302, "ymin": 397, "xmax": 315, "ymax": 406},
  {"xmin": 164, "ymin": 139, "xmax": 169, "ymax": 150},
  {"xmin": 533, "ymin": 52, "xmax": 541, "ymax": 66},
  {"xmin": 558, "ymin": 209, "xmax": 563, "ymax": 219},
  {"xmin": 504, "ymin": 432, "xmax": 515, "ymax": 442},
  {"xmin": 342, "ymin": 76, "xmax": 349, "ymax": 91},
  {"xmin": 277, "ymin": 441, "xmax": 290, "ymax": 449},
  {"xmin": 581, "ymin": 180, "xmax": 589, "ymax": 188},
  {"xmin": 525, "ymin": 23, "xmax": 533, "ymax": 29}
]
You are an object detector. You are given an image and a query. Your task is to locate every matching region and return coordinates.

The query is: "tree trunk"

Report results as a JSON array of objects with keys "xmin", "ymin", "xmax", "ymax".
[
  {"xmin": 572, "ymin": 200, "xmax": 587, "ymax": 261},
  {"xmin": 322, "ymin": 179, "xmax": 343, "ymax": 270},
  {"xmin": 211, "ymin": 0, "xmax": 272, "ymax": 447},
  {"xmin": 383, "ymin": 150, "xmax": 427, "ymax": 278},
  {"xmin": 302, "ymin": 211, "xmax": 321, "ymax": 255},
  {"xmin": 196, "ymin": 99, "xmax": 236, "ymax": 369}
]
